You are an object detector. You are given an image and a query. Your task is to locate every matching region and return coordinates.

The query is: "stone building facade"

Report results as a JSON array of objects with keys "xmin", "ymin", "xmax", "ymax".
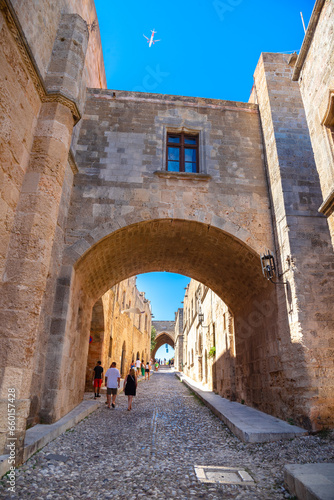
[
  {"xmin": 85, "ymin": 277, "xmax": 151, "ymax": 392},
  {"xmin": 0, "ymin": 0, "xmax": 334, "ymax": 462},
  {"xmin": 292, "ymin": 0, "xmax": 334, "ymax": 247},
  {"xmin": 174, "ymin": 308, "xmax": 184, "ymax": 371},
  {"xmin": 181, "ymin": 280, "xmax": 235, "ymax": 398}
]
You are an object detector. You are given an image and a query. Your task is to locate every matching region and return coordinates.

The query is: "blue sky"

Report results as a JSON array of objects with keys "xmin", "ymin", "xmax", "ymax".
[
  {"xmin": 95, "ymin": 0, "xmax": 314, "ymax": 102},
  {"xmin": 136, "ymin": 273, "xmax": 190, "ymax": 321},
  {"xmin": 95, "ymin": 0, "xmax": 314, "ymax": 320},
  {"xmin": 156, "ymin": 344, "xmax": 175, "ymax": 362}
]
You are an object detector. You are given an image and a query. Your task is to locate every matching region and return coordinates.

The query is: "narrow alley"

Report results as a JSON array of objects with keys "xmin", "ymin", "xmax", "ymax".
[{"xmin": 1, "ymin": 369, "xmax": 333, "ymax": 500}]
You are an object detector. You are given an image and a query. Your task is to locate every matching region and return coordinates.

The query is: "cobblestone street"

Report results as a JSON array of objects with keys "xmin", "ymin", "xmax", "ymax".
[{"xmin": 1, "ymin": 369, "xmax": 333, "ymax": 500}]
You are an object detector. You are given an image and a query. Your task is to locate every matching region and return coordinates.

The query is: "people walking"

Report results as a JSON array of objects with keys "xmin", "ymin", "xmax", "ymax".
[
  {"xmin": 141, "ymin": 359, "xmax": 145, "ymax": 377},
  {"xmin": 124, "ymin": 368, "xmax": 137, "ymax": 411},
  {"xmin": 145, "ymin": 361, "xmax": 150, "ymax": 380},
  {"xmin": 105, "ymin": 362, "xmax": 120, "ymax": 409},
  {"xmin": 92, "ymin": 360, "xmax": 103, "ymax": 399}
]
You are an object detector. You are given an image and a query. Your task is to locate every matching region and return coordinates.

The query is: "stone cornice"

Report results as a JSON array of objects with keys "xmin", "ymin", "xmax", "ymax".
[
  {"xmin": 90, "ymin": 90, "xmax": 258, "ymax": 114},
  {"xmin": 0, "ymin": 0, "xmax": 81, "ymax": 124},
  {"xmin": 292, "ymin": 0, "xmax": 326, "ymax": 81},
  {"xmin": 319, "ymin": 188, "xmax": 334, "ymax": 217}
]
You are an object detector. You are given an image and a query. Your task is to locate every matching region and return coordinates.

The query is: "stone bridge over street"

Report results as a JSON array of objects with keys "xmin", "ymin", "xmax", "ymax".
[{"xmin": 1, "ymin": 0, "xmax": 334, "ymax": 464}]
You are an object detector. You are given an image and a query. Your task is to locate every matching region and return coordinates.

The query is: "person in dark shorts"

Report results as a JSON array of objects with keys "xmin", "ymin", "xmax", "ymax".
[
  {"xmin": 92, "ymin": 361, "xmax": 103, "ymax": 399},
  {"xmin": 145, "ymin": 361, "xmax": 150, "ymax": 380},
  {"xmin": 105, "ymin": 362, "xmax": 120, "ymax": 408},
  {"xmin": 124, "ymin": 368, "xmax": 137, "ymax": 411}
]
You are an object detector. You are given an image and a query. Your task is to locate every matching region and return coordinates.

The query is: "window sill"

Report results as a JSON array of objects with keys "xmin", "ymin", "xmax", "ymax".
[{"xmin": 154, "ymin": 171, "xmax": 211, "ymax": 181}]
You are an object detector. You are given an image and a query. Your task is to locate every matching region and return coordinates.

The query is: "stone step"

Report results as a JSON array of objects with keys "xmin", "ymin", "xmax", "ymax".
[{"xmin": 284, "ymin": 463, "xmax": 334, "ymax": 500}]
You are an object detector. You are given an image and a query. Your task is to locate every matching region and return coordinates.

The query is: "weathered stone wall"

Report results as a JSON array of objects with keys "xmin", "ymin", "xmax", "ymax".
[
  {"xmin": 10, "ymin": 0, "xmax": 106, "ymax": 90},
  {"xmin": 174, "ymin": 308, "xmax": 184, "ymax": 371},
  {"xmin": 252, "ymin": 52, "xmax": 334, "ymax": 429},
  {"xmin": 85, "ymin": 278, "xmax": 152, "ymax": 390},
  {"xmin": 0, "ymin": 6, "xmax": 41, "ymax": 278},
  {"xmin": 68, "ymin": 90, "xmax": 273, "ymax": 254},
  {"xmin": 182, "ymin": 280, "xmax": 234, "ymax": 397},
  {"xmin": 108, "ymin": 278, "xmax": 151, "ymax": 377},
  {"xmin": 293, "ymin": 0, "xmax": 334, "ymax": 246},
  {"xmin": 0, "ymin": 5, "xmax": 91, "ymax": 455},
  {"xmin": 85, "ymin": 297, "xmax": 105, "ymax": 390}
]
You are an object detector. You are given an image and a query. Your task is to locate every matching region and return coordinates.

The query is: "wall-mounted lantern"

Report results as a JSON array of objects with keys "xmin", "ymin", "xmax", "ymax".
[
  {"xmin": 261, "ymin": 251, "xmax": 287, "ymax": 285},
  {"xmin": 261, "ymin": 251, "xmax": 276, "ymax": 280}
]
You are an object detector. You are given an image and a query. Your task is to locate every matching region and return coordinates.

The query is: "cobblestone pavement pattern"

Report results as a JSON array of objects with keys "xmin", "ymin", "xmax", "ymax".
[{"xmin": 1, "ymin": 369, "xmax": 334, "ymax": 499}]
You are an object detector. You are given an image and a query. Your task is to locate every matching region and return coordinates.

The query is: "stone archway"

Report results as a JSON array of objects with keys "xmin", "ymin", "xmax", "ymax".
[
  {"xmin": 38, "ymin": 218, "xmax": 305, "ymax": 430},
  {"xmin": 151, "ymin": 320, "xmax": 175, "ymax": 360},
  {"xmin": 151, "ymin": 331, "xmax": 175, "ymax": 360}
]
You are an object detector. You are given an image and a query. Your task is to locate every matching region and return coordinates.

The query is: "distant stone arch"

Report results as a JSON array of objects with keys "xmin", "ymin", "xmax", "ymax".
[{"xmin": 151, "ymin": 331, "xmax": 175, "ymax": 359}]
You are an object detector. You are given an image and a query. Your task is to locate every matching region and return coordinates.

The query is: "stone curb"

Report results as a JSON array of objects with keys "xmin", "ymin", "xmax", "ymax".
[
  {"xmin": 284, "ymin": 463, "xmax": 334, "ymax": 500},
  {"xmin": 0, "ymin": 400, "xmax": 98, "ymax": 478},
  {"xmin": 175, "ymin": 371, "xmax": 308, "ymax": 443}
]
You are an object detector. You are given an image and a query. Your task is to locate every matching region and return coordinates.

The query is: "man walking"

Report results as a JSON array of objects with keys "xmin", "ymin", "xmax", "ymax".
[
  {"xmin": 105, "ymin": 362, "xmax": 120, "ymax": 409},
  {"xmin": 92, "ymin": 360, "xmax": 103, "ymax": 399}
]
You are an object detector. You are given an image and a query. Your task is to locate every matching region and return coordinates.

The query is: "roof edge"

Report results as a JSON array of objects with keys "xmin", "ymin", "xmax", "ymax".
[{"xmin": 292, "ymin": 0, "xmax": 326, "ymax": 81}]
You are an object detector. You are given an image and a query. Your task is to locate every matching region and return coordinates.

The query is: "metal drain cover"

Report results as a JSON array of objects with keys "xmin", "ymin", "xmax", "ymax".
[{"xmin": 194, "ymin": 466, "xmax": 255, "ymax": 485}]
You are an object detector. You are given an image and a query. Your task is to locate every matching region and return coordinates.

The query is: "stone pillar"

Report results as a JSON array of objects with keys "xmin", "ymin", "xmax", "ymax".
[
  {"xmin": 0, "ymin": 14, "xmax": 88, "ymax": 460},
  {"xmin": 253, "ymin": 53, "xmax": 334, "ymax": 429}
]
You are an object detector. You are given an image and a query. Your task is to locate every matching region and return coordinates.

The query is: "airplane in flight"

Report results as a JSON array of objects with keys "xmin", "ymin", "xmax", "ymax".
[{"xmin": 143, "ymin": 29, "xmax": 161, "ymax": 47}]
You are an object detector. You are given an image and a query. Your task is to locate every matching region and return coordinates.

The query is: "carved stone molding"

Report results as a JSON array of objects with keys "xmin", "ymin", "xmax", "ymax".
[
  {"xmin": 42, "ymin": 93, "xmax": 81, "ymax": 124},
  {"xmin": 0, "ymin": 0, "xmax": 81, "ymax": 124},
  {"xmin": 319, "ymin": 188, "xmax": 334, "ymax": 217},
  {"xmin": 322, "ymin": 90, "xmax": 334, "ymax": 127},
  {"xmin": 68, "ymin": 149, "xmax": 79, "ymax": 175}
]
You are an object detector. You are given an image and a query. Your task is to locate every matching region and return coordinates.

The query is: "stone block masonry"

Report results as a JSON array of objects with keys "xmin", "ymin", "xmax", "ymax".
[
  {"xmin": 0, "ymin": 8, "xmax": 90, "ymax": 460},
  {"xmin": 1, "ymin": 0, "xmax": 334, "ymax": 465},
  {"xmin": 252, "ymin": 52, "xmax": 334, "ymax": 429}
]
